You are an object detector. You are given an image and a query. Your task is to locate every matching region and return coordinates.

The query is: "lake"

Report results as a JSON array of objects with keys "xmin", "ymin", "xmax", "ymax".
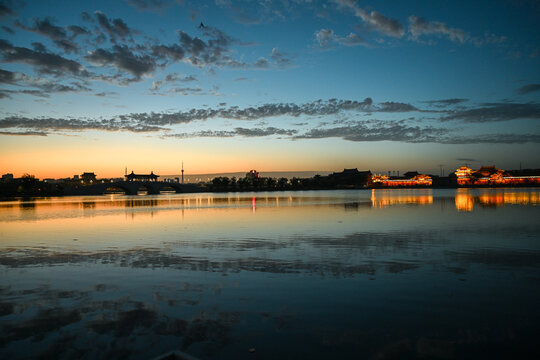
[{"xmin": 1, "ymin": 188, "xmax": 539, "ymax": 359}]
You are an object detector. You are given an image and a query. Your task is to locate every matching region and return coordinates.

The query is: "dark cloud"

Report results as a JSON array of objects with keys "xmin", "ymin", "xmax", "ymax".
[
  {"xmin": 151, "ymin": 44, "xmax": 185, "ymax": 61},
  {"xmin": 0, "ymin": 90, "xmax": 12, "ymax": 98},
  {"xmin": 178, "ymin": 27, "xmax": 246, "ymax": 68},
  {"xmin": 441, "ymin": 103, "xmax": 540, "ymax": 122},
  {"xmin": 0, "ymin": 0, "xmax": 15, "ymax": 17},
  {"xmin": 53, "ymin": 39, "xmax": 78, "ymax": 53},
  {"xmin": 0, "ymin": 68, "xmax": 17, "ymax": 84},
  {"xmin": 270, "ymin": 47, "xmax": 292, "ymax": 67},
  {"xmin": 517, "ymin": 84, "xmax": 540, "ymax": 95},
  {"xmin": 94, "ymin": 91, "xmax": 118, "ymax": 97},
  {"xmin": 378, "ymin": 102, "xmax": 418, "ymax": 112},
  {"xmin": 294, "ymin": 121, "xmax": 540, "ymax": 144},
  {"xmin": 424, "ymin": 98, "xmax": 468, "ymax": 107},
  {"xmin": 166, "ymin": 126, "xmax": 297, "ymax": 138},
  {"xmin": 15, "ymin": 17, "xmax": 67, "ymax": 40},
  {"xmin": 334, "ymin": 0, "xmax": 404, "ymax": 38},
  {"xmin": 80, "ymin": 12, "xmax": 92, "ymax": 22},
  {"xmin": 254, "ymin": 57, "xmax": 269, "ymax": 68},
  {"xmin": 0, "ymin": 115, "xmax": 165, "ymax": 133},
  {"xmin": 85, "ymin": 45, "xmax": 155, "ymax": 79},
  {"xmin": 408, "ymin": 15, "xmax": 468, "ymax": 43},
  {"xmin": 235, "ymin": 127, "xmax": 297, "ymax": 136},
  {"xmin": 456, "ymin": 158, "xmax": 479, "ymax": 162},
  {"xmin": 168, "ymin": 86, "xmax": 202, "ymax": 95},
  {"xmin": 67, "ymin": 25, "xmax": 90, "ymax": 37},
  {"xmin": 295, "ymin": 121, "xmax": 445, "ymax": 143},
  {"xmin": 94, "ymin": 11, "xmax": 133, "ymax": 43},
  {"xmin": 1, "ymin": 25, "xmax": 14, "ymax": 34},
  {"xmin": 31, "ymin": 41, "xmax": 47, "ymax": 52},
  {"xmin": 0, "ymin": 98, "xmax": 375, "ymax": 133},
  {"xmin": 0, "ymin": 39, "xmax": 86, "ymax": 76},
  {"xmin": 0, "ymin": 130, "xmax": 48, "ymax": 136},
  {"xmin": 315, "ymin": 28, "xmax": 367, "ymax": 48},
  {"xmin": 443, "ymin": 133, "xmax": 540, "ymax": 144}
]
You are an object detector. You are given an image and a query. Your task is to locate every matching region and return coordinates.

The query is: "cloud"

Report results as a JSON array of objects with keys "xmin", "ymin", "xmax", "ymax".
[
  {"xmin": 0, "ymin": 68, "xmax": 17, "ymax": 84},
  {"xmin": 177, "ymin": 26, "xmax": 248, "ymax": 68},
  {"xmin": 0, "ymin": 0, "xmax": 15, "ymax": 17},
  {"xmin": 0, "ymin": 115, "xmax": 166, "ymax": 133},
  {"xmin": 441, "ymin": 103, "xmax": 540, "ymax": 122},
  {"xmin": 165, "ymin": 126, "xmax": 298, "ymax": 138},
  {"xmin": 67, "ymin": 25, "xmax": 90, "ymax": 37},
  {"xmin": 1, "ymin": 25, "xmax": 14, "ymax": 34},
  {"xmin": 14, "ymin": 17, "xmax": 81, "ymax": 53},
  {"xmin": 94, "ymin": 11, "xmax": 133, "ymax": 43},
  {"xmin": 0, "ymin": 130, "xmax": 48, "ymax": 136},
  {"xmin": 270, "ymin": 47, "xmax": 292, "ymax": 67},
  {"xmin": 424, "ymin": 98, "xmax": 468, "ymax": 107},
  {"xmin": 85, "ymin": 45, "xmax": 156, "ymax": 79},
  {"xmin": 408, "ymin": 15, "xmax": 468, "ymax": 43},
  {"xmin": 151, "ymin": 44, "xmax": 185, "ymax": 61},
  {"xmin": 315, "ymin": 28, "xmax": 367, "ymax": 48},
  {"xmin": 442, "ymin": 133, "xmax": 540, "ymax": 144},
  {"xmin": 378, "ymin": 101, "xmax": 418, "ymax": 112},
  {"xmin": 456, "ymin": 158, "xmax": 480, "ymax": 162},
  {"xmin": 15, "ymin": 17, "xmax": 67, "ymax": 40},
  {"xmin": 294, "ymin": 121, "xmax": 540, "ymax": 144},
  {"xmin": 0, "ymin": 98, "xmax": 376, "ymax": 133},
  {"xmin": 517, "ymin": 84, "xmax": 540, "ymax": 95},
  {"xmin": 295, "ymin": 121, "xmax": 445, "ymax": 142},
  {"xmin": 0, "ymin": 39, "xmax": 87, "ymax": 76},
  {"xmin": 334, "ymin": 0, "xmax": 404, "ymax": 38},
  {"xmin": 254, "ymin": 57, "xmax": 269, "ymax": 68}
]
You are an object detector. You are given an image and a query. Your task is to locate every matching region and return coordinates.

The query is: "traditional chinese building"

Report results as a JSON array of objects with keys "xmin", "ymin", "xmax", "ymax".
[
  {"xmin": 455, "ymin": 166, "xmax": 473, "ymax": 185},
  {"xmin": 125, "ymin": 171, "xmax": 159, "ymax": 182},
  {"xmin": 454, "ymin": 165, "xmax": 540, "ymax": 186},
  {"xmin": 328, "ymin": 168, "xmax": 372, "ymax": 187}
]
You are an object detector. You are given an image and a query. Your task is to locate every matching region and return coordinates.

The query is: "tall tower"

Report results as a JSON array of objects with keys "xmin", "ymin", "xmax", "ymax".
[{"xmin": 181, "ymin": 161, "xmax": 184, "ymax": 184}]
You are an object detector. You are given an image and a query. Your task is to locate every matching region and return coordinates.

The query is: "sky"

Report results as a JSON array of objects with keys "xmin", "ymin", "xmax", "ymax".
[{"xmin": 0, "ymin": 0, "xmax": 539, "ymax": 178}]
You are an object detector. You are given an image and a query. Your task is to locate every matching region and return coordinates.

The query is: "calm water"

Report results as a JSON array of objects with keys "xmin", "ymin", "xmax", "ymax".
[{"xmin": 1, "ymin": 188, "xmax": 539, "ymax": 359}]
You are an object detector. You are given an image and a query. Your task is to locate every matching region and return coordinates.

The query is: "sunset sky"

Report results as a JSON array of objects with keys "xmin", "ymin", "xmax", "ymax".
[{"xmin": 0, "ymin": 0, "xmax": 539, "ymax": 178}]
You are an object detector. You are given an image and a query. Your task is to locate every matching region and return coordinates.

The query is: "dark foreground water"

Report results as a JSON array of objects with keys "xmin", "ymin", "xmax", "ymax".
[{"xmin": 1, "ymin": 188, "xmax": 539, "ymax": 359}]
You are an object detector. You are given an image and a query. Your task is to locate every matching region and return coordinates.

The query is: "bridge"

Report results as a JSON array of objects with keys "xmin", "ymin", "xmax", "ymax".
[{"xmin": 63, "ymin": 181, "xmax": 205, "ymax": 196}]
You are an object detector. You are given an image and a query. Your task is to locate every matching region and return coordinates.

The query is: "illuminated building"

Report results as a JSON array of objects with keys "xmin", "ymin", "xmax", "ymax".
[
  {"xmin": 454, "ymin": 165, "xmax": 540, "ymax": 186},
  {"xmin": 455, "ymin": 166, "xmax": 473, "ymax": 185},
  {"xmin": 372, "ymin": 174, "xmax": 432, "ymax": 187},
  {"xmin": 125, "ymin": 171, "xmax": 159, "ymax": 182}
]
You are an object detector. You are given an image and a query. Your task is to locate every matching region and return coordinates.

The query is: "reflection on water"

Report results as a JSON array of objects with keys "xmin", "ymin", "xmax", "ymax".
[
  {"xmin": 455, "ymin": 188, "xmax": 540, "ymax": 211},
  {"xmin": 371, "ymin": 188, "xmax": 433, "ymax": 207},
  {"xmin": 1, "ymin": 188, "xmax": 539, "ymax": 359}
]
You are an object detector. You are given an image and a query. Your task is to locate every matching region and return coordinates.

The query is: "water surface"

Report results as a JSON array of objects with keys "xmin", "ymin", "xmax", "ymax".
[{"xmin": 1, "ymin": 188, "xmax": 539, "ymax": 359}]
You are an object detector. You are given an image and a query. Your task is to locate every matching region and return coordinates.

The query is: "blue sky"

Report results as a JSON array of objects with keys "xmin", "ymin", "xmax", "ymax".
[{"xmin": 0, "ymin": 0, "xmax": 539, "ymax": 177}]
